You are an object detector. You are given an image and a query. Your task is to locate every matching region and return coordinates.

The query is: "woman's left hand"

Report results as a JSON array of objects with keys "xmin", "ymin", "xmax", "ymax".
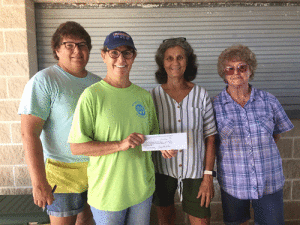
[
  {"xmin": 197, "ymin": 175, "xmax": 214, "ymax": 208},
  {"xmin": 160, "ymin": 150, "xmax": 178, "ymax": 159}
]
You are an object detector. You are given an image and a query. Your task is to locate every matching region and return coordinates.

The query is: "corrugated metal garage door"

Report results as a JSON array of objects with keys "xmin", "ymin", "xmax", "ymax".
[{"xmin": 35, "ymin": 3, "xmax": 300, "ymax": 118}]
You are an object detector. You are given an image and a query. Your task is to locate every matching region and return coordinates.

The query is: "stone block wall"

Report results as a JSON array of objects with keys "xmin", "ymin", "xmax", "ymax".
[
  {"xmin": 0, "ymin": 0, "xmax": 36, "ymax": 195},
  {"xmin": 0, "ymin": 0, "xmax": 299, "ymax": 224}
]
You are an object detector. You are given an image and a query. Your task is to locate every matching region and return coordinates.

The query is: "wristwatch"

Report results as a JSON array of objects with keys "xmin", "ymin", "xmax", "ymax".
[{"xmin": 204, "ymin": 170, "xmax": 216, "ymax": 177}]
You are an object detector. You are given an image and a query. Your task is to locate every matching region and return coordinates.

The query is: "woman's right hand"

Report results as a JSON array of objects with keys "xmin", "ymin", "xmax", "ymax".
[
  {"xmin": 32, "ymin": 180, "xmax": 54, "ymax": 208},
  {"xmin": 119, "ymin": 133, "xmax": 145, "ymax": 151},
  {"xmin": 161, "ymin": 150, "xmax": 178, "ymax": 159}
]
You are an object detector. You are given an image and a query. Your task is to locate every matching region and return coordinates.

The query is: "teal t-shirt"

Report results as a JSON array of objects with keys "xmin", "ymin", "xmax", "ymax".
[
  {"xmin": 18, "ymin": 65, "xmax": 101, "ymax": 163},
  {"xmin": 69, "ymin": 80, "xmax": 159, "ymax": 211}
]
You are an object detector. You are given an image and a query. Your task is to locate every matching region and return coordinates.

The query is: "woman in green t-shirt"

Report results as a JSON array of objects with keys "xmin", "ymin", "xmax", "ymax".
[{"xmin": 69, "ymin": 31, "xmax": 159, "ymax": 225}]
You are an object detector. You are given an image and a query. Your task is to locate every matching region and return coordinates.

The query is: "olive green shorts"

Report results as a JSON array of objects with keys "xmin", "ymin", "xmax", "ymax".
[{"xmin": 153, "ymin": 173, "xmax": 211, "ymax": 219}]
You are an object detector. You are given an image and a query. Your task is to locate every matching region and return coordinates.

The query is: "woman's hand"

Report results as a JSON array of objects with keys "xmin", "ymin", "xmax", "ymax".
[
  {"xmin": 119, "ymin": 133, "xmax": 145, "ymax": 151},
  {"xmin": 160, "ymin": 150, "xmax": 178, "ymax": 159},
  {"xmin": 197, "ymin": 175, "xmax": 214, "ymax": 208},
  {"xmin": 32, "ymin": 180, "xmax": 54, "ymax": 208}
]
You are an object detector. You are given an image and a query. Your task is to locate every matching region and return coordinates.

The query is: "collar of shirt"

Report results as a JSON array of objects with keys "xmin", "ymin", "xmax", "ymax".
[{"xmin": 221, "ymin": 85, "xmax": 264, "ymax": 106}]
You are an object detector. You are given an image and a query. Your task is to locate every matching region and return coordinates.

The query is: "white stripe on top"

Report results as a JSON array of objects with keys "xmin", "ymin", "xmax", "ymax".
[{"xmin": 150, "ymin": 85, "xmax": 217, "ymax": 180}]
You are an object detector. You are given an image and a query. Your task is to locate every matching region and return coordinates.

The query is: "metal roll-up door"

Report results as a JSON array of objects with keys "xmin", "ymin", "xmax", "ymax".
[{"xmin": 35, "ymin": 3, "xmax": 300, "ymax": 118}]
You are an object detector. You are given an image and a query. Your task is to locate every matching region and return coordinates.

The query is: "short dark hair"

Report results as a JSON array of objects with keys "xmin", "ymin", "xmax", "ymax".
[
  {"xmin": 51, "ymin": 21, "xmax": 92, "ymax": 60},
  {"xmin": 155, "ymin": 38, "xmax": 197, "ymax": 84},
  {"xmin": 218, "ymin": 44, "xmax": 257, "ymax": 81}
]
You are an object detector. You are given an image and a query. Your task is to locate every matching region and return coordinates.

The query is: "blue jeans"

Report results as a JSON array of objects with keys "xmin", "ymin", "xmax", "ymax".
[
  {"xmin": 91, "ymin": 196, "xmax": 153, "ymax": 225},
  {"xmin": 47, "ymin": 192, "xmax": 87, "ymax": 217},
  {"xmin": 221, "ymin": 189, "xmax": 284, "ymax": 225}
]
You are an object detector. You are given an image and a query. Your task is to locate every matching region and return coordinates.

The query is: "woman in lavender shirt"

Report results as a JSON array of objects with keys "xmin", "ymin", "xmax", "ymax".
[{"xmin": 212, "ymin": 44, "xmax": 293, "ymax": 225}]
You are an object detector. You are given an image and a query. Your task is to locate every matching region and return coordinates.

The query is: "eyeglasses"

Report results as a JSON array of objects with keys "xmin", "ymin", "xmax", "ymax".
[
  {"xmin": 107, "ymin": 49, "xmax": 135, "ymax": 59},
  {"xmin": 61, "ymin": 42, "xmax": 88, "ymax": 50},
  {"xmin": 224, "ymin": 64, "xmax": 249, "ymax": 75},
  {"xmin": 163, "ymin": 37, "xmax": 186, "ymax": 43}
]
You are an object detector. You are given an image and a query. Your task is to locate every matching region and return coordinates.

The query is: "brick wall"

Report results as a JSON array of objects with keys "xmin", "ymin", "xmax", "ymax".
[
  {"xmin": 0, "ymin": 0, "xmax": 299, "ymax": 224},
  {"xmin": 0, "ymin": 0, "xmax": 36, "ymax": 195}
]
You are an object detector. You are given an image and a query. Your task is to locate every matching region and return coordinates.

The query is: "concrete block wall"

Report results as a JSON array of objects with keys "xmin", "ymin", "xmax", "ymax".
[
  {"xmin": 0, "ymin": 0, "xmax": 36, "ymax": 195},
  {"xmin": 0, "ymin": 0, "xmax": 299, "ymax": 224}
]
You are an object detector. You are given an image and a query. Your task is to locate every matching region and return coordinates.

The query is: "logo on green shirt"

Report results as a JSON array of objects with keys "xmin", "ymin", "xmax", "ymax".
[{"xmin": 133, "ymin": 101, "xmax": 146, "ymax": 118}]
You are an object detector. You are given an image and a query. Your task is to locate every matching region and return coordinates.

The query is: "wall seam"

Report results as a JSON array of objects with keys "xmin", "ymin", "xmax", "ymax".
[
  {"xmin": 2, "ymin": 31, "xmax": 5, "ymax": 52},
  {"xmin": 292, "ymin": 137, "xmax": 295, "ymax": 158},
  {"xmin": 0, "ymin": 144, "xmax": 23, "ymax": 146},
  {"xmin": 0, "ymin": 121, "xmax": 21, "ymax": 124},
  {"xmin": 12, "ymin": 165, "xmax": 16, "ymax": 187},
  {"xmin": 291, "ymin": 180, "xmax": 293, "ymax": 200}
]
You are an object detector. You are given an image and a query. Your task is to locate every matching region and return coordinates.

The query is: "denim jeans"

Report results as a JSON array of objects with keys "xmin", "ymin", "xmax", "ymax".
[{"xmin": 91, "ymin": 195, "xmax": 153, "ymax": 225}]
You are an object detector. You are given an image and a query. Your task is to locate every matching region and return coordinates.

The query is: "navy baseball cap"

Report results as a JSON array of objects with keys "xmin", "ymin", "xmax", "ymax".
[{"xmin": 104, "ymin": 31, "xmax": 136, "ymax": 50}]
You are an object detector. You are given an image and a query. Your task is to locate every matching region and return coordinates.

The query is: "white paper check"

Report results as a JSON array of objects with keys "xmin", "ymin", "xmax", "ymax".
[{"xmin": 142, "ymin": 133, "xmax": 187, "ymax": 151}]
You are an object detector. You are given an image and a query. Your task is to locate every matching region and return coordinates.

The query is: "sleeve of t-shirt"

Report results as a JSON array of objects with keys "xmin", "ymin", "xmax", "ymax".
[
  {"xmin": 270, "ymin": 95, "xmax": 294, "ymax": 135},
  {"xmin": 68, "ymin": 89, "xmax": 95, "ymax": 143},
  {"xmin": 18, "ymin": 73, "xmax": 51, "ymax": 121},
  {"xmin": 202, "ymin": 90, "xmax": 218, "ymax": 139}
]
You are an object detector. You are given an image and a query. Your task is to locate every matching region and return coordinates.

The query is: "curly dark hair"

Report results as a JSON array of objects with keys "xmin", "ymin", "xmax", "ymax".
[
  {"xmin": 51, "ymin": 21, "xmax": 92, "ymax": 60},
  {"xmin": 218, "ymin": 44, "xmax": 257, "ymax": 81},
  {"xmin": 155, "ymin": 38, "xmax": 197, "ymax": 84}
]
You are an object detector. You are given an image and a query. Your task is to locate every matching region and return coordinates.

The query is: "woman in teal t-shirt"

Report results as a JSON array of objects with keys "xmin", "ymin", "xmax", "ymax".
[{"xmin": 69, "ymin": 31, "xmax": 159, "ymax": 225}]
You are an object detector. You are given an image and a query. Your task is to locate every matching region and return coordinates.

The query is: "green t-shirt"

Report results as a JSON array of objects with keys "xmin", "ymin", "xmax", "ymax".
[{"xmin": 69, "ymin": 80, "xmax": 159, "ymax": 211}]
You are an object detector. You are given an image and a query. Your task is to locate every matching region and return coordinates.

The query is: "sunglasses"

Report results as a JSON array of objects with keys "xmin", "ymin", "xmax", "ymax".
[
  {"xmin": 163, "ymin": 37, "xmax": 186, "ymax": 43},
  {"xmin": 224, "ymin": 64, "xmax": 249, "ymax": 75}
]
